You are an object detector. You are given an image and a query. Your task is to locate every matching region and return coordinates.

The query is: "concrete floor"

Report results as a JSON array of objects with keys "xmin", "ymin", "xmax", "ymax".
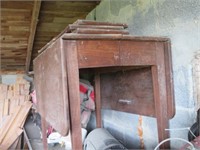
[{"xmin": 24, "ymin": 115, "xmax": 66, "ymax": 150}]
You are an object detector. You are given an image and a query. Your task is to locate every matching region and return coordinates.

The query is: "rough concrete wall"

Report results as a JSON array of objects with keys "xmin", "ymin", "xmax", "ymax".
[
  {"xmin": 87, "ymin": 0, "xmax": 200, "ymax": 149},
  {"xmin": 193, "ymin": 50, "xmax": 200, "ymax": 110}
]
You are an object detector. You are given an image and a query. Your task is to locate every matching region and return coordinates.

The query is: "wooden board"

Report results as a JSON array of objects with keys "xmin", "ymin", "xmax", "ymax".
[
  {"xmin": 120, "ymin": 41, "xmax": 157, "ymax": 66},
  {"xmin": 30, "ymin": 1, "xmax": 98, "ymax": 71},
  {"xmin": 34, "ymin": 39, "xmax": 70, "ymax": 135},
  {"xmin": 77, "ymin": 40, "xmax": 120, "ymax": 68},
  {"xmin": 100, "ymin": 67, "xmax": 155, "ymax": 117},
  {"xmin": 0, "ymin": 101, "xmax": 32, "ymax": 148},
  {"xmin": 73, "ymin": 28, "xmax": 129, "ymax": 35},
  {"xmin": 0, "ymin": 106, "xmax": 21, "ymax": 143},
  {"xmin": 1, "ymin": 1, "xmax": 98, "ymax": 71},
  {"xmin": 1, "ymin": 1, "xmax": 33, "ymax": 71}
]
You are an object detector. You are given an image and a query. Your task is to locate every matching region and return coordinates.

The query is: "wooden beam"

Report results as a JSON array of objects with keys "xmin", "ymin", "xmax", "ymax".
[
  {"xmin": 25, "ymin": 0, "xmax": 41, "ymax": 72},
  {"xmin": 0, "ymin": 70, "xmax": 25, "ymax": 75}
]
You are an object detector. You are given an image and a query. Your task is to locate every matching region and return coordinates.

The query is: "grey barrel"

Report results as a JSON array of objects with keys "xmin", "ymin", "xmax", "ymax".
[{"xmin": 84, "ymin": 128, "xmax": 127, "ymax": 150}]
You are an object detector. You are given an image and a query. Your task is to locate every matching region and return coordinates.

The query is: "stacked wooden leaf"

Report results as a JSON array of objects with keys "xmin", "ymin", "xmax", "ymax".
[{"xmin": 0, "ymin": 75, "xmax": 32, "ymax": 149}]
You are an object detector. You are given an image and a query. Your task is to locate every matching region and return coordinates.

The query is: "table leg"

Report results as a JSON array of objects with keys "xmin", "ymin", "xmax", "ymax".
[
  {"xmin": 41, "ymin": 117, "xmax": 48, "ymax": 150},
  {"xmin": 152, "ymin": 66, "xmax": 169, "ymax": 149},
  {"xmin": 64, "ymin": 40, "xmax": 82, "ymax": 150},
  {"xmin": 95, "ymin": 73, "xmax": 102, "ymax": 128}
]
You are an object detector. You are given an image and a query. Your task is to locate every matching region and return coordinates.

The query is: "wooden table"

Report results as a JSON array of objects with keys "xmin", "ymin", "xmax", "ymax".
[{"xmin": 34, "ymin": 21, "xmax": 174, "ymax": 150}]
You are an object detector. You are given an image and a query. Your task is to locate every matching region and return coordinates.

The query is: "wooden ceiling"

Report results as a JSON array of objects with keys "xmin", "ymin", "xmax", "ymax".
[{"xmin": 1, "ymin": 1, "xmax": 99, "ymax": 73}]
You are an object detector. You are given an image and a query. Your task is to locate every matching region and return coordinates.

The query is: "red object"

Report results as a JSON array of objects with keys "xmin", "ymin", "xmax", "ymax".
[{"xmin": 80, "ymin": 84, "xmax": 95, "ymax": 101}]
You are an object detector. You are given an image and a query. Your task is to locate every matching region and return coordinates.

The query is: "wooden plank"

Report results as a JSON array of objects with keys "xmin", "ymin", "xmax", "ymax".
[
  {"xmin": 69, "ymin": 24, "xmax": 125, "ymax": 31},
  {"xmin": 151, "ymin": 42, "xmax": 170, "ymax": 148},
  {"xmin": 41, "ymin": 117, "xmax": 48, "ymax": 150},
  {"xmin": 34, "ymin": 39, "xmax": 70, "ymax": 135},
  {"xmin": 64, "ymin": 40, "xmax": 82, "ymax": 150},
  {"xmin": 1, "ymin": 128, "xmax": 23, "ymax": 149},
  {"xmin": 0, "ymin": 84, "xmax": 7, "ymax": 100},
  {"xmin": 164, "ymin": 41, "xmax": 175, "ymax": 119},
  {"xmin": 3, "ymin": 99, "xmax": 9, "ymax": 116},
  {"xmin": 94, "ymin": 73, "xmax": 102, "ymax": 128},
  {"xmin": 100, "ymin": 67, "xmax": 155, "ymax": 117},
  {"xmin": 41, "ymin": 1, "xmax": 98, "ymax": 12},
  {"xmin": 120, "ymin": 41, "xmax": 157, "ymax": 66},
  {"xmin": 16, "ymin": 134, "xmax": 22, "ymax": 149},
  {"xmin": 9, "ymin": 98, "xmax": 18, "ymax": 114},
  {"xmin": 62, "ymin": 34, "xmax": 169, "ymax": 42},
  {"xmin": 37, "ymin": 26, "xmax": 70, "ymax": 54},
  {"xmin": 75, "ymin": 19, "xmax": 128, "ymax": 28},
  {"xmin": 0, "ymin": 106, "xmax": 21, "ymax": 143},
  {"xmin": 77, "ymin": 40, "xmax": 120, "ymax": 68},
  {"xmin": 151, "ymin": 66, "xmax": 169, "ymax": 148},
  {"xmin": 25, "ymin": 0, "xmax": 41, "ymax": 72},
  {"xmin": 0, "ymin": 100, "xmax": 3, "ymax": 123},
  {"xmin": 1, "ymin": 1, "xmax": 33, "ymax": 9},
  {"xmin": 8, "ymin": 135, "xmax": 20, "ymax": 149},
  {"xmin": 73, "ymin": 28, "xmax": 129, "ymax": 35},
  {"xmin": 0, "ymin": 101, "xmax": 32, "ymax": 148}
]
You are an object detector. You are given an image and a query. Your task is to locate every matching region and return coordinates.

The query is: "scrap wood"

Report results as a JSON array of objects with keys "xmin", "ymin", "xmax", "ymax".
[
  {"xmin": 9, "ymin": 136, "xmax": 20, "ymax": 150},
  {"xmin": 16, "ymin": 134, "xmax": 22, "ymax": 149},
  {"xmin": 0, "ymin": 105, "xmax": 21, "ymax": 143},
  {"xmin": 0, "ymin": 101, "xmax": 32, "ymax": 148},
  {"xmin": 3, "ymin": 99, "xmax": 9, "ymax": 116},
  {"xmin": 0, "ymin": 100, "xmax": 3, "ymax": 123},
  {"xmin": 9, "ymin": 97, "xmax": 19, "ymax": 114},
  {"xmin": 0, "ymin": 84, "xmax": 8, "ymax": 100},
  {"xmin": 1, "ymin": 128, "xmax": 23, "ymax": 149},
  {"xmin": 23, "ymin": 128, "xmax": 33, "ymax": 150},
  {"xmin": 9, "ymin": 132, "xmax": 23, "ymax": 150}
]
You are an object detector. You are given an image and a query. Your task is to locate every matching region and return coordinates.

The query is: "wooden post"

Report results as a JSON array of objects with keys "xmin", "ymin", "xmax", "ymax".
[
  {"xmin": 95, "ymin": 73, "xmax": 102, "ymax": 128},
  {"xmin": 41, "ymin": 117, "xmax": 48, "ymax": 150},
  {"xmin": 64, "ymin": 40, "xmax": 82, "ymax": 150},
  {"xmin": 151, "ymin": 42, "xmax": 170, "ymax": 148},
  {"xmin": 25, "ymin": 0, "xmax": 41, "ymax": 72}
]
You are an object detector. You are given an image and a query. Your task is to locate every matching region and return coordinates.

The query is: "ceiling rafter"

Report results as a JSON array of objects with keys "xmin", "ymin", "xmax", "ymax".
[{"xmin": 25, "ymin": 0, "xmax": 41, "ymax": 72}]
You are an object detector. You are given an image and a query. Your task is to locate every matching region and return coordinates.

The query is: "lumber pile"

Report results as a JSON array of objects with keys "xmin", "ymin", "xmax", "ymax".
[{"xmin": 0, "ymin": 75, "xmax": 32, "ymax": 149}]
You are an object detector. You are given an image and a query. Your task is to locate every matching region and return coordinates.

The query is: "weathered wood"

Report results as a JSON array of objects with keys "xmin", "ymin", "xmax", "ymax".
[
  {"xmin": 75, "ymin": 19, "xmax": 128, "ymax": 28},
  {"xmin": 0, "ymin": 101, "xmax": 32, "ymax": 149},
  {"xmin": 1, "ymin": 1, "xmax": 33, "ymax": 9},
  {"xmin": 34, "ymin": 21, "xmax": 174, "ymax": 149},
  {"xmin": 151, "ymin": 42, "xmax": 170, "ymax": 149},
  {"xmin": 3, "ymin": 99, "xmax": 9, "ymax": 116},
  {"xmin": 25, "ymin": 0, "xmax": 41, "ymax": 72},
  {"xmin": 120, "ymin": 41, "xmax": 157, "ymax": 66},
  {"xmin": 0, "ymin": 100, "xmax": 3, "ymax": 123},
  {"xmin": 95, "ymin": 73, "xmax": 102, "ymax": 128},
  {"xmin": 0, "ymin": 106, "xmax": 21, "ymax": 143},
  {"xmin": 164, "ymin": 41, "xmax": 175, "ymax": 119},
  {"xmin": 77, "ymin": 40, "xmax": 120, "ymax": 68},
  {"xmin": 73, "ymin": 28, "xmax": 129, "ymax": 34},
  {"xmin": 41, "ymin": 117, "xmax": 48, "ymax": 150},
  {"xmin": 1, "ymin": 1, "xmax": 98, "ymax": 71},
  {"xmin": 62, "ymin": 33, "xmax": 170, "ymax": 41},
  {"xmin": 152, "ymin": 66, "xmax": 169, "ymax": 148},
  {"xmin": 34, "ymin": 39, "xmax": 70, "ymax": 135},
  {"xmin": 64, "ymin": 40, "xmax": 82, "ymax": 150},
  {"xmin": 9, "ymin": 138, "xmax": 20, "ymax": 149},
  {"xmin": 2, "ymin": 128, "xmax": 23, "ymax": 149},
  {"xmin": 101, "ymin": 67, "xmax": 155, "ymax": 117},
  {"xmin": 37, "ymin": 26, "xmax": 70, "ymax": 54},
  {"xmin": 69, "ymin": 24, "xmax": 125, "ymax": 31},
  {"xmin": 1, "ymin": 1, "xmax": 33, "ymax": 71}
]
